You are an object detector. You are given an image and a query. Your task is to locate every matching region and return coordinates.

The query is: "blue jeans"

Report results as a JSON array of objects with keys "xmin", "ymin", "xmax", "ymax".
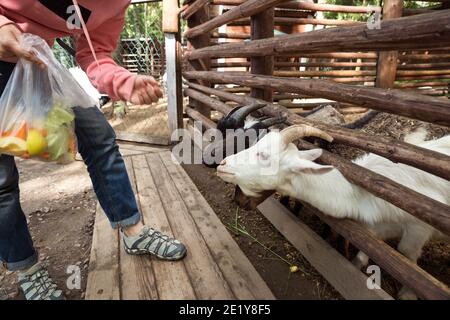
[{"xmin": 0, "ymin": 62, "xmax": 141, "ymax": 271}]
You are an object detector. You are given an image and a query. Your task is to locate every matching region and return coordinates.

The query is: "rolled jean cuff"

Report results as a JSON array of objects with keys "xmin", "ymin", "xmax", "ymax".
[
  {"xmin": 4, "ymin": 251, "xmax": 38, "ymax": 272},
  {"xmin": 110, "ymin": 212, "xmax": 141, "ymax": 229}
]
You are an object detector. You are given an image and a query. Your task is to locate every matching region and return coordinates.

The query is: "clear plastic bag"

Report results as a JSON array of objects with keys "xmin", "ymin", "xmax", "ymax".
[{"xmin": 0, "ymin": 34, "xmax": 96, "ymax": 163}]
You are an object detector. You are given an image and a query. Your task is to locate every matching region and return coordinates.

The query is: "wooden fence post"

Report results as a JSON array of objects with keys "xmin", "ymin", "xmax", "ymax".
[
  {"xmin": 187, "ymin": 3, "xmax": 212, "ymax": 118},
  {"xmin": 163, "ymin": 0, "xmax": 183, "ymax": 138},
  {"xmin": 250, "ymin": 8, "xmax": 275, "ymax": 101},
  {"xmin": 375, "ymin": 0, "xmax": 403, "ymax": 88}
]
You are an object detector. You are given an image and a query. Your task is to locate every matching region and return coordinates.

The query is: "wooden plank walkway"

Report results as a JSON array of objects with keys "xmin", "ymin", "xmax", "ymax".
[{"xmin": 85, "ymin": 146, "xmax": 274, "ymax": 300}]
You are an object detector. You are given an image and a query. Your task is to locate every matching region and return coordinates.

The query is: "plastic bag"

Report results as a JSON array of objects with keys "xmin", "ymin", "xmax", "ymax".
[{"xmin": 0, "ymin": 34, "xmax": 96, "ymax": 163}]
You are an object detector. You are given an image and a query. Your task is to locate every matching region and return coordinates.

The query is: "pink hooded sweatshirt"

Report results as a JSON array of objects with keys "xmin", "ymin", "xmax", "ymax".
[{"xmin": 0, "ymin": 0, "xmax": 135, "ymax": 101}]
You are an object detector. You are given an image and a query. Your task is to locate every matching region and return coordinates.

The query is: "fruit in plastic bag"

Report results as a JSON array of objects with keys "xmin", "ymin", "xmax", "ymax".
[
  {"xmin": 0, "ymin": 34, "xmax": 96, "ymax": 163},
  {"xmin": 0, "ymin": 137, "xmax": 27, "ymax": 156},
  {"xmin": 44, "ymin": 103, "xmax": 76, "ymax": 162},
  {"xmin": 26, "ymin": 129, "xmax": 47, "ymax": 156}
]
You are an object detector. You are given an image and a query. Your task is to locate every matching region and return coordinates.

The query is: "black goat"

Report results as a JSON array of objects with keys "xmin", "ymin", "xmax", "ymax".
[{"xmin": 202, "ymin": 103, "xmax": 286, "ymax": 168}]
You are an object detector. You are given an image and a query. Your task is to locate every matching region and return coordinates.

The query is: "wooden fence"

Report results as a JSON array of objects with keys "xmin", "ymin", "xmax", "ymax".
[{"xmin": 163, "ymin": 0, "xmax": 450, "ymax": 300}]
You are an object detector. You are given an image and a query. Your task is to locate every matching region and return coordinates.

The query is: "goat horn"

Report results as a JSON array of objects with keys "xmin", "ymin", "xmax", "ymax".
[
  {"xmin": 281, "ymin": 125, "xmax": 334, "ymax": 146},
  {"xmin": 260, "ymin": 116, "xmax": 287, "ymax": 129},
  {"xmin": 231, "ymin": 103, "xmax": 267, "ymax": 122}
]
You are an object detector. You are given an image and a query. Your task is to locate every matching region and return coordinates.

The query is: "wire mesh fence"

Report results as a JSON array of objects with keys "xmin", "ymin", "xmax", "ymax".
[
  {"xmin": 49, "ymin": 0, "xmax": 170, "ymax": 144},
  {"xmin": 52, "ymin": 37, "xmax": 77, "ymax": 69},
  {"xmin": 116, "ymin": 37, "xmax": 165, "ymax": 80}
]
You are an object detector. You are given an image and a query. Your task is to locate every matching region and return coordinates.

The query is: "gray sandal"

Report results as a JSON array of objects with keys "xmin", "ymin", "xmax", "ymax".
[
  {"xmin": 122, "ymin": 226, "xmax": 187, "ymax": 261},
  {"xmin": 18, "ymin": 263, "xmax": 64, "ymax": 300}
]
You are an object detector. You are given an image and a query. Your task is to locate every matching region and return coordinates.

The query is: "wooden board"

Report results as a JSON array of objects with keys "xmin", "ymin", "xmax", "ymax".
[
  {"xmin": 132, "ymin": 155, "xmax": 197, "ymax": 300},
  {"xmin": 119, "ymin": 158, "xmax": 159, "ymax": 300},
  {"xmin": 115, "ymin": 132, "xmax": 171, "ymax": 146},
  {"xmin": 146, "ymin": 153, "xmax": 235, "ymax": 299},
  {"xmin": 258, "ymin": 198, "xmax": 393, "ymax": 300},
  {"xmin": 85, "ymin": 204, "xmax": 120, "ymax": 300},
  {"xmin": 160, "ymin": 151, "xmax": 275, "ymax": 299},
  {"xmin": 86, "ymin": 148, "xmax": 274, "ymax": 300}
]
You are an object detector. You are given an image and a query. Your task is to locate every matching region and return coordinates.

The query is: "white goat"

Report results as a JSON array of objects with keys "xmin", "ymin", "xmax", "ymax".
[{"xmin": 217, "ymin": 125, "xmax": 450, "ymax": 299}]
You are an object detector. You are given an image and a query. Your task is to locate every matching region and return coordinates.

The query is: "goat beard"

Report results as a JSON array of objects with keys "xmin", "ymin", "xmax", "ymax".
[{"xmin": 234, "ymin": 186, "xmax": 274, "ymax": 210}]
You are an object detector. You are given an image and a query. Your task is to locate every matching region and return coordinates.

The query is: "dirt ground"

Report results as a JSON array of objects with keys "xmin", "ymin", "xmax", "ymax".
[
  {"xmin": 104, "ymin": 99, "xmax": 170, "ymax": 139},
  {"xmin": 0, "ymin": 158, "xmax": 97, "ymax": 300}
]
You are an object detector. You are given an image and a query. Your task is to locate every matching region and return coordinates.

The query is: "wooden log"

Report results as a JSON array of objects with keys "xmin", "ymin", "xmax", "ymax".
[
  {"xmin": 280, "ymin": 52, "xmax": 378, "ymax": 59},
  {"xmin": 376, "ymin": 0, "xmax": 403, "ymax": 89},
  {"xmin": 278, "ymin": 1, "xmax": 381, "ymax": 13},
  {"xmin": 211, "ymin": 31, "xmax": 251, "ymax": 39},
  {"xmin": 258, "ymin": 198, "xmax": 393, "ymax": 300},
  {"xmin": 251, "ymin": 8, "xmax": 274, "ymax": 101},
  {"xmin": 272, "ymin": 17, "xmax": 362, "ymax": 26},
  {"xmin": 184, "ymin": 0, "xmax": 289, "ymax": 38},
  {"xmin": 184, "ymin": 71, "xmax": 450, "ymax": 127},
  {"xmin": 396, "ymin": 69, "xmax": 450, "ymax": 76},
  {"xmin": 273, "ymin": 9, "xmax": 312, "ymax": 18},
  {"xmin": 184, "ymin": 88, "xmax": 233, "ymax": 114},
  {"xmin": 182, "ymin": 0, "xmax": 210, "ymax": 20},
  {"xmin": 213, "ymin": 0, "xmax": 450, "ymax": 5},
  {"xmin": 185, "ymin": 10, "xmax": 450, "ymax": 60},
  {"xmin": 300, "ymin": 203, "xmax": 450, "ymax": 300},
  {"xmin": 403, "ymin": 6, "xmax": 443, "ymax": 16},
  {"xmin": 397, "ymin": 75, "xmax": 450, "ymax": 81},
  {"xmin": 227, "ymin": 17, "xmax": 358, "ymax": 27},
  {"xmin": 276, "ymin": 61, "xmax": 377, "ymax": 68},
  {"xmin": 395, "ymin": 81, "xmax": 450, "ymax": 88},
  {"xmin": 397, "ymin": 62, "xmax": 450, "ymax": 70},
  {"xmin": 185, "ymin": 106, "xmax": 217, "ymax": 130},
  {"xmin": 213, "ymin": 61, "xmax": 378, "ymax": 68},
  {"xmin": 274, "ymin": 70, "xmax": 377, "ymax": 77},
  {"xmin": 184, "ymin": 81, "xmax": 450, "ymax": 181},
  {"xmin": 398, "ymin": 53, "xmax": 450, "ymax": 61},
  {"xmin": 185, "ymin": 71, "xmax": 450, "ymax": 126},
  {"xmin": 187, "ymin": 4, "xmax": 212, "ymax": 117},
  {"xmin": 163, "ymin": 0, "xmax": 181, "ymax": 33}
]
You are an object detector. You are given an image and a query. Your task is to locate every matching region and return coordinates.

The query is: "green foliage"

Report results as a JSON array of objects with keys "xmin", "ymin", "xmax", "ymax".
[
  {"xmin": 324, "ymin": 0, "xmax": 380, "ymax": 20},
  {"xmin": 121, "ymin": 3, "xmax": 163, "ymax": 41},
  {"xmin": 52, "ymin": 38, "xmax": 76, "ymax": 68}
]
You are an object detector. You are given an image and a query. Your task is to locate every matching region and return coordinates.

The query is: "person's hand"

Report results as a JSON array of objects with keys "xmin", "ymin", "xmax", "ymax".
[
  {"xmin": 0, "ymin": 24, "xmax": 46, "ymax": 68},
  {"xmin": 130, "ymin": 75, "xmax": 164, "ymax": 105}
]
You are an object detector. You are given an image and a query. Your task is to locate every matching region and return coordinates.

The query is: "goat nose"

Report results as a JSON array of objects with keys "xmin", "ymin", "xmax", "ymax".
[{"xmin": 220, "ymin": 159, "xmax": 226, "ymax": 166}]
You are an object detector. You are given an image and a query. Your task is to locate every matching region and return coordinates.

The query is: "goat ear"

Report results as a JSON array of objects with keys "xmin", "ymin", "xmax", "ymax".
[
  {"xmin": 298, "ymin": 149, "xmax": 323, "ymax": 161},
  {"xmin": 288, "ymin": 157, "xmax": 334, "ymax": 175}
]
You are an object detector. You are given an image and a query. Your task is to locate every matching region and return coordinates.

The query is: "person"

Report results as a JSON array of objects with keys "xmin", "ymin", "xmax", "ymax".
[{"xmin": 0, "ymin": 0, "xmax": 187, "ymax": 300}]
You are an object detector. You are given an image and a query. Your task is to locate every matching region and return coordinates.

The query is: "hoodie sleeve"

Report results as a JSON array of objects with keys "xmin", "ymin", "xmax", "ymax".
[
  {"xmin": 75, "ymin": 8, "xmax": 136, "ymax": 102},
  {"xmin": 0, "ymin": 6, "xmax": 14, "ymax": 28}
]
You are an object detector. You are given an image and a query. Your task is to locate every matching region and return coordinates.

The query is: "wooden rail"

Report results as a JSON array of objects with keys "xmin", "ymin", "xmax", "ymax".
[
  {"xmin": 184, "ymin": 71, "xmax": 450, "ymax": 127},
  {"xmin": 185, "ymin": 10, "xmax": 450, "ymax": 60},
  {"xmin": 185, "ymin": 0, "xmax": 289, "ymax": 38}
]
